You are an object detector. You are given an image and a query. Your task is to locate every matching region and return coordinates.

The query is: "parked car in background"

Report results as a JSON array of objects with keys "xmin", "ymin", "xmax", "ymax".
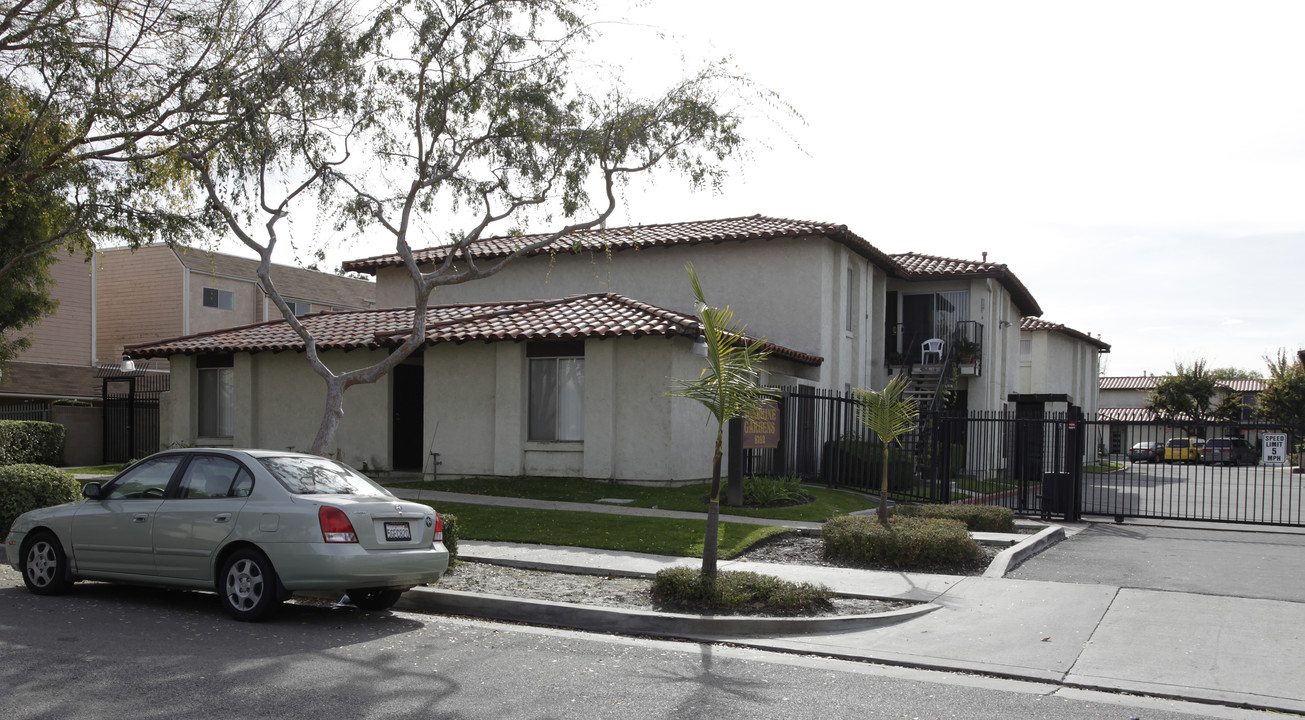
[
  {"xmin": 5, "ymin": 449, "xmax": 449, "ymax": 621},
  {"xmin": 1201, "ymin": 437, "xmax": 1258, "ymax": 466},
  {"xmin": 1164, "ymin": 437, "xmax": 1205, "ymax": 463},
  {"xmin": 1128, "ymin": 441, "xmax": 1164, "ymax": 463}
]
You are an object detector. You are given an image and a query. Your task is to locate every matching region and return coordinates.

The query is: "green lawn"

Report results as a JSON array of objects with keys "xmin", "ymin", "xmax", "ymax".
[
  {"xmin": 417, "ymin": 501, "xmax": 789, "ymax": 558},
  {"xmin": 392, "ymin": 476, "xmax": 873, "ymax": 522},
  {"xmin": 65, "ymin": 463, "xmax": 127, "ymax": 475}
]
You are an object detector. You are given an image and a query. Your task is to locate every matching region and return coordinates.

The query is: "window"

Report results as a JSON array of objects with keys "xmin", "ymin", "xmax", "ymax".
[
  {"xmin": 528, "ymin": 342, "xmax": 584, "ymax": 442},
  {"xmin": 177, "ymin": 455, "xmax": 249, "ymax": 499},
  {"xmin": 202, "ymin": 287, "xmax": 235, "ymax": 310},
  {"xmin": 285, "ymin": 300, "xmax": 311, "ymax": 316},
  {"xmin": 845, "ymin": 265, "xmax": 859, "ymax": 332},
  {"xmin": 105, "ymin": 455, "xmax": 183, "ymax": 499},
  {"xmin": 198, "ymin": 354, "xmax": 234, "ymax": 437}
]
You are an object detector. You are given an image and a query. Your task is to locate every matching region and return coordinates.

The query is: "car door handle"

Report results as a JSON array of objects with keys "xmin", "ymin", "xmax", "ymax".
[
  {"xmin": 132, "ymin": 514, "xmax": 149, "ymax": 523},
  {"xmin": 213, "ymin": 513, "xmax": 232, "ymax": 523}
]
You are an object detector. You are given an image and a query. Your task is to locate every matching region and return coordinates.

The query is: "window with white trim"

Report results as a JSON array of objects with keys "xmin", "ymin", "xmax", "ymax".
[
  {"xmin": 527, "ymin": 341, "xmax": 584, "ymax": 442},
  {"xmin": 285, "ymin": 300, "xmax": 311, "ymax": 316},
  {"xmin": 202, "ymin": 287, "xmax": 234, "ymax": 310},
  {"xmin": 198, "ymin": 354, "xmax": 234, "ymax": 437}
]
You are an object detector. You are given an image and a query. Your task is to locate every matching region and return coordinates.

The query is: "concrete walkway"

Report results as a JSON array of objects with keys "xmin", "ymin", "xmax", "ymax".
[{"xmin": 394, "ymin": 488, "xmax": 1305, "ymax": 713}]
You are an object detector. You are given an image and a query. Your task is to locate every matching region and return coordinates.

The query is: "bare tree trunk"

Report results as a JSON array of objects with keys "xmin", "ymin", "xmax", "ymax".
[
  {"xmin": 701, "ymin": 429, "xmax": 724, "ymax": 580},
  {"xmin": 309, "ymin": 376, "xmax": 347, "ymax": 456}
]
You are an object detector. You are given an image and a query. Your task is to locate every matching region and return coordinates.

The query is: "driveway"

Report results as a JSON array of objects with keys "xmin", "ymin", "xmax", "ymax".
[{"xmin": 1007, "ymin": 521, "xmax": 1305, "ymax": 602}]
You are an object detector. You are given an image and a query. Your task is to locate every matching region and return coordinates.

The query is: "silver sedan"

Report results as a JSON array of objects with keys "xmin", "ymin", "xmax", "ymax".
[{"xmin": 4, "ymin": 449, "xmax": 449, "ymax": 621}]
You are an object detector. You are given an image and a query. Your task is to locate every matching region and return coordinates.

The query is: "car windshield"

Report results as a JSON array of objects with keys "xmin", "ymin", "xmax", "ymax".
[
  {"xmin": 1208, "ymin": 440, "xmax": 1232, "ymax": 448},
  {"xmin": 257, "ymin": 456, "xmax": 390, "ymax": 496}
]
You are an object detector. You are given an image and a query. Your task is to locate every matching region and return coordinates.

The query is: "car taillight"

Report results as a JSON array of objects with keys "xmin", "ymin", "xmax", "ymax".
[
  {"xmin": 319, "ymin": 505, "xmax": 358, "ymax": 543},
  {"xmin": 433, "ymin": 512, "xmax": 443, "ymax": 543}
]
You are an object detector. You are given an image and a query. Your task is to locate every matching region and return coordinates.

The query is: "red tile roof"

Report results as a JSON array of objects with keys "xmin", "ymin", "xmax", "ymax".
[
  {"xmin": 1217, "ymin": 378, "xmax": 1268, "ymax": 393},
  {"xmin": 1020, "ymin": 317, "xmax": 1111, "ymax": 351},
  {"xmin": 341, "ymin": 215, "xmax": 900, "ymax": 276},
  {"xmin": 1100, "ymin": 376, "xmax": 1267, "ymax": 393},
  {"xmin": 1100, "ymin": 376, "xmax": 1160, "ymax": 391},
  {"xmin": 1097, "ymin": 407, "xmax": 1158, "ymax": 423},
  {"xmin": 895, "ymin": 252, "xmax": 1042, "ymax": 316},
  {"xmin": 123, "ymin": 293, "xmax": 824, "ymax": 365}
]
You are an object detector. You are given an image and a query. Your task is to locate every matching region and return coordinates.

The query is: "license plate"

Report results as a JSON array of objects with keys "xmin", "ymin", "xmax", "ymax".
[{"xmin": 384, "ymin": 522, "xmax": 412, "ymax": 541}]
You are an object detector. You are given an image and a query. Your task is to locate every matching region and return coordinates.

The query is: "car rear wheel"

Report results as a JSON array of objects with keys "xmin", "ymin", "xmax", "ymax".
[
  {"xmin": 21, "ymin": 531, "xmax": 72, "ymax": 596},
  {"xmin": 347, "ymin": 588, "xmax": 404, "ymax": 611},
  {"xmin": 218, "ymin": 549, "xmax": 281, "ymax": 622}
]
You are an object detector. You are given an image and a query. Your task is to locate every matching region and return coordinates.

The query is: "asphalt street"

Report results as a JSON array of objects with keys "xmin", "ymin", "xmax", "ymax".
[{"xmin": 0, "ymin": 577, "xmax": 1274, "ymax": 720}]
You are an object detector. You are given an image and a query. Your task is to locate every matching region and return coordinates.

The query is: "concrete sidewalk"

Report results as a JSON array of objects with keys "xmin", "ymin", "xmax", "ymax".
[
  {"xmin": 436, "ymin": 539, "xmax": 1305, "ymax": 714},
  {"xmin": 394, "ymin": 488, "xmax": 1305, "ymax": 713}
]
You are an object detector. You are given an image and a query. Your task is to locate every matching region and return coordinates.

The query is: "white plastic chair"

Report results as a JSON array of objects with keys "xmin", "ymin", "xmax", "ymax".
[{"xmin": 921, "ymin": 338, "xmax": 944, "ymax": 364}]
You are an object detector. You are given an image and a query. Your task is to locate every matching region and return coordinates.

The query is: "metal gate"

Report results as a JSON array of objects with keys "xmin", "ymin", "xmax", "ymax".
[
  {"xmin": 100, "ymin": 368, "xmax": 168, "ymax": 463},
  {"xmin": 1079, "ymin": 419, "xmax": 1302, "ymax": 527}
]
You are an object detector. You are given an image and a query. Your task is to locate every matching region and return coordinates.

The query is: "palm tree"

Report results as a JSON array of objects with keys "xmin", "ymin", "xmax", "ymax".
[
  {"xmin": 668, "ymin": 263, "xmax": 775, "ymax": 579},
  {"xmin": 853, "ymin": 374, "xmax": 919, "ymax": 526}
]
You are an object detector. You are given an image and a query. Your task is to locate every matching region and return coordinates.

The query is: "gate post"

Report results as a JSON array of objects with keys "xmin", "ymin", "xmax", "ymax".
[
  {"xmin": 726, "ymin": 417, "xmax": 744, "ymax": 507},
  {"xmin": 1067, "ymin": 404, "xmax": 1085, "ymax": 522}
]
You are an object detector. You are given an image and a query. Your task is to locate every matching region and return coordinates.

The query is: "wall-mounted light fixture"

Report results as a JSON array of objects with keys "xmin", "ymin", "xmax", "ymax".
[
  {"xmin": 692, "ymin": 336, "xmax": 708, "ymax": 357},
  {"xmin": 120, "ymin": 354, "xmax": 136, "ymax": 373}
]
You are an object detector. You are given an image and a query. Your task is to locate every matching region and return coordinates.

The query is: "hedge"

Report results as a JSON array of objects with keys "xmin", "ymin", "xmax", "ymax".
[
  {"xmin": 0, "ymin": 420, "xmax": 66, "ymax": 466},
  {"xmin": 822, "ymin": 514, "xmax": 981, "ymax": 567},
  {"xmin": 440, "ymin": 512, "xmax": 459, "ymax": 563},
  {"xmin": 892, "ymin": 504, "xmax": 1015, "ymax": 532},
  {"xmin": 651, "ymin": 567, "xmax": 833, "ymax": 613},
  {"xmin": 0, "ymin": 464, "xmax": 81, "ymax": 537}
]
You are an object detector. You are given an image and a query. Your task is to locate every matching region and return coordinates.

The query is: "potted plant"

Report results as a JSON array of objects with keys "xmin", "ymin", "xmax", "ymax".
[
  {"xmin": 886, "ymin": 351, "xmax": 910, "ymax": 374},
  {"xmin": 955, "ymin": 339, "xmax": 980, "ymax": 373}
]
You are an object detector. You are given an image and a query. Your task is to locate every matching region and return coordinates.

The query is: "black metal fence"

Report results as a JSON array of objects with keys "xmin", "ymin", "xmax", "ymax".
[
  {"xmin": 0, "ymin": 403, "xmax": 51, "ymax": 421},
  {"xmin": 101, "ymin": 369, "xmax": 168, "ymax": 462},
  {"xmin": 737, "ymin": 388, "xmax": 1303, "ymax": 527}
]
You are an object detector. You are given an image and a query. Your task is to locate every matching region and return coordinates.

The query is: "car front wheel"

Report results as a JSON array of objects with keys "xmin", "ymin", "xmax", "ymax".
[
  {"xmin": 347, "ymin": 588, "xmax": 404, "ymax": 611},
  {"xmin": 218, "ymin": 549, "xmax": 281, "ymax": 622},
  {"xmin": 22, "ymin": 531, "xmax": 72, "ymax": 596}
]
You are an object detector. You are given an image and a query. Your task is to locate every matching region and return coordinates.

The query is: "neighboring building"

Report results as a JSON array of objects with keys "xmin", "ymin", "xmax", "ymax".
[
  {"xmin": 0, "ymin": 249, "xmax": 99, "ymax": 410},
  {"xmin": 1, "ymin": 244, "xmax": 377, "ymax": 463},
  {"xmin": 133, "ymin": 215, "xmax": 1109, "ymax": 482},
  {"xmin": 1017, "ymin": 317, "xmax": 1111, "ymax": 420},
  {"xmin": 1098, "ymin": 375, "xmax": 1269, "ymax": 454},
  {"xmin": 95, "ymin": 245, "xmax": 377, "ymax": 363}
]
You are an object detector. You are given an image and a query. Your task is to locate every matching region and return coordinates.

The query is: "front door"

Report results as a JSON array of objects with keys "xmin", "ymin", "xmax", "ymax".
[
  {"xmin": 71, "ymin": 454, "xmax": 184, "ymax": 577},
  {"xmin": 392, "ymin": 364, "xmax": 424, "ymax": 471}
]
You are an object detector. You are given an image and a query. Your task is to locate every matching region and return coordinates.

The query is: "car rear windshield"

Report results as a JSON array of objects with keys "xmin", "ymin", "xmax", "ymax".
[
  {"xmin": 1167, "ymin": 439, "xmax": 1189, "ymax": 448},
  {"xmin": 1207, "ymin": 439, "xmax": 1233, "ymax": 448},
  {"xmin": 257, "ymin": 456, "xmax": 390, "ymax": 495}
]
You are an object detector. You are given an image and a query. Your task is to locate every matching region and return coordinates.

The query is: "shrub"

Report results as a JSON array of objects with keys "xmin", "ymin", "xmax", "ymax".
[
  {"xmin": 743, "ymin": 474, "xmax": 810, "ymax": 506},
  {"xmin": 439, "ymin": 512, "xmax": 459, "ymax": 563},
  {"xmin": 0, "ymin": 464, "xmax": 81, "ymax": 536},
  {"xmin": 651, "ymin": 567, "xmax": 833, "ymax": 613},
  {"xmin": 892, "ymin": 504, "xmax": 1015, "ymax": 532},
  {"xmin": 821, "ymin": 514, "xmax": 981, "ymax": 568},
  {"xmin": 0, "ymin": 420, "xmax": 66, "ymax": 466}
]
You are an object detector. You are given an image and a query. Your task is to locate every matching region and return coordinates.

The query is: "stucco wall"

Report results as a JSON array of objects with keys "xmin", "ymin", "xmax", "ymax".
[
  {"xmin": 164, "ymin": 350, "xmax": 393, "ymax": 470},
  {"xmin": 380, "ymin": 237, "xmax": 837, "ymax": 373}
]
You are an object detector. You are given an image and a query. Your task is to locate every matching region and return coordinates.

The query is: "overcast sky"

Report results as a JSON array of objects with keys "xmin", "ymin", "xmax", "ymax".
[{"xmin": 235, "ymin": 1, "xmax": 1305, "ymax": 378}]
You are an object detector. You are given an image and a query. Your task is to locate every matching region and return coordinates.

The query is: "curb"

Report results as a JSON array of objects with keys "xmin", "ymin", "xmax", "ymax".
[
  {"xmin": 393, "ymin": 586, "xmax": 941, "ymax": 636},
  {"xmin": 983, "ymin": 525, "xmax": 1066, "ymax": 578}
]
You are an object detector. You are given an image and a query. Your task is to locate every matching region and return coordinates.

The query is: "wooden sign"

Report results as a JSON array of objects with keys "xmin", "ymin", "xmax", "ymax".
[{"xmin": 743, "ymin": 400, "xmax": 780, "ymax": 449}]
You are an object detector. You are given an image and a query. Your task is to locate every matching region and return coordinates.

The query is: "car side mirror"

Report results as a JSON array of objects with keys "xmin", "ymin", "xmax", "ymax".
[{"xmin": 82, "ymin": 482, "xmax": 102, "ymax": 500}]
